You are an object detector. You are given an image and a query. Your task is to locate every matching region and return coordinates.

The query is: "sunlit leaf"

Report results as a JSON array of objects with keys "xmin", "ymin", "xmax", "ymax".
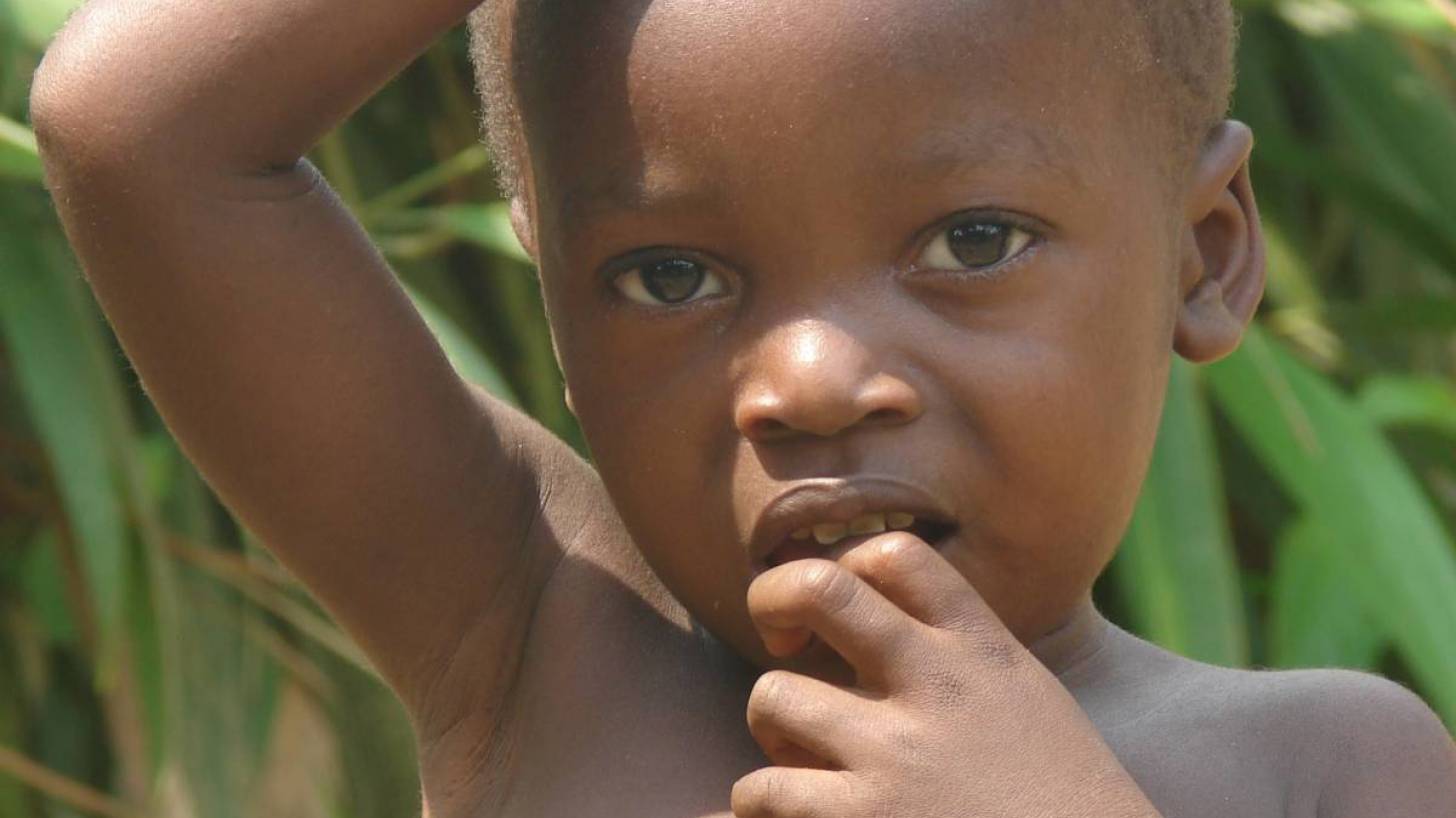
[
  {"xmin": 1110, "ymin": 358, "xmax": 1249, "ymax": 666},
  {"xmin": 1299, "ymin": 27, "xmax": 1456, "ymax": 236},
  {"xmin": 403, "ymin": 283, "xmax": 519, "ymax": 405},
  {"xmin": 0, "ymin": 115, "xmax": 42, "ymax": 183},
  {"xmin": 0, "ymin": 190, "xmax": 129, "ymax": 673},
  {"xmin": 1358, "ymin": 374, "xmax": 1456, "ymax": 437},
  {"xmin": 1205, "ymin": 326, "xmax": 1456, "ymax": 723},
  {"xmin": 378, "ymin": 203, "xmax": 530, "ymax": 264},
  {"xmin": 0, "ymin": 0, "xmax": 84, "ymax": 48},
  {"xmin": 1267, "ymin": 514, "xmax": 1387, "ymax": 669}
]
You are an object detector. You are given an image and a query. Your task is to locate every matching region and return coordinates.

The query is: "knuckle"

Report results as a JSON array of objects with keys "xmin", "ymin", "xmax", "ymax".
[
  {"xmin": 730, "ymin": 772, "xmax": 767, "ymax": 817},
  {"xmin": 731, "ymin": 769, "xmax": 789, "ymax": 818},
  {"xmin": 959, "ymin": 619, "xmax": 1026, "ymax": 673},
  {"xmin": 746, "ymin": 671, "xmax": 794, "ymax": 723},
  {"xmin": 794, "ymin": 560, "xmax": 856, "ymax": 614},
  {"xmin": 979, "ymin": 635, "xmax": 1027, "ymax": 674},
  {"xmin": 844, "ymin": 771, "xmax": 889, "ymax": 818},
  {"xmin": 885, "ymin": 719, "xmax": 921, "ymax": 755},
  {"xmin": 917, "ymin": 665, "xmax": 971, "ymax": 710}
]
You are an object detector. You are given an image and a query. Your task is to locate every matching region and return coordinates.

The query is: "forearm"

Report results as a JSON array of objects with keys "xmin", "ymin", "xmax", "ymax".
[
  {"xmin": 20, "ymin": 0, "xmax": 573, "ymax": 711},
  {"xmin": 30, "ymin": 0, "xmax": 482, "ymax": 174}
]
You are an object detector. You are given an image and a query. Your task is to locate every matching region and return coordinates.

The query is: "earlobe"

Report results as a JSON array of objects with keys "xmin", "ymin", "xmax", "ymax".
[{"xmin": 1173, "ymin": 120, "xmax": 1268, "ymax": 365}]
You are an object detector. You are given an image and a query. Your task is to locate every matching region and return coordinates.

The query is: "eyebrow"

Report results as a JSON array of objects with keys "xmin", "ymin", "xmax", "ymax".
[
  {"xmin": 558, "ymin": 121, "xmax": 1087, "ymax": 228},
  {"xmin": 558, "ymin": 175, "xmax": 730, "ymax": 231},
  {"xmin": 905, "ymin": 121, "xmax": 1088, "ymax": 192}
]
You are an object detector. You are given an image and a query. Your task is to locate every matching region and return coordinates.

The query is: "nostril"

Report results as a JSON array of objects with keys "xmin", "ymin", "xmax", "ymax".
[
  {"xmin": 748, "ymin": 417, "xmax": 794, "ymax": 441},
  {"xmin": 865, "ymin": 408, "xmax": 907, "ymax": 425}
]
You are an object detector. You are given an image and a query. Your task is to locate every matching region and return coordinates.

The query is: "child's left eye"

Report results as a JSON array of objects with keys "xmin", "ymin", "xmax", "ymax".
[
  {"xmin": 614, "ymin": 258, "xmax": 727, "ymax": 306},
  {"xmin": 916, "ymin": 219, "xmax": 1034, "ymax": 274}
]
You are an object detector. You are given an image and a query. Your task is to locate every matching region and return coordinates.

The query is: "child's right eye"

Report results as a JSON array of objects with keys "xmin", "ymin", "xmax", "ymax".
[{"xmin": 613, "ymin": 258, "xmax": 727, "ymax": 306}]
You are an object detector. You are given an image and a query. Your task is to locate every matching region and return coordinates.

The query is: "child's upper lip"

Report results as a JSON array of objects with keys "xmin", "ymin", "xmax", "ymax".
[{"xmin": 747, "ymin": 477, "xmax": 957, "ymax": 567}]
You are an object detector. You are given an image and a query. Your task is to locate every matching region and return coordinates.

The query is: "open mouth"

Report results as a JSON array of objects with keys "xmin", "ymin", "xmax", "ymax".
[{"xmin": 763, "ymin": 510, "xmax": 957, "ymax": 568}]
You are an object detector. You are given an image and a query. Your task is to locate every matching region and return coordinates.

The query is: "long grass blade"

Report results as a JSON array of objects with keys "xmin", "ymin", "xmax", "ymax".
[
  {"xmin": 0, "ymin": 190, "xmax": 129, "ymax": 673},
  {"xmin": 1268, "ymin": 514, "xmax": 1387, "ymax": 669},
  {"xmin": 1205, "ymin": 326, "xmax": 1456, "ymax": 724},
  {"xmin": 1109, "ymin": 358, "xmax": 1249, "ymax": 666},
  {"xmin": 0, "ymin": 743, "xmax": 153, "ymax": 818},
  {"xmin": 1357, "ymin": 375, "xmax": 1456, "ymax": 438},
  {"xmin": 403, "ymin": 282, "xmax": 519, "ymax": 405},
  {"xmin": 0, "ymin": 115, "xmax": 42, "ymax": 182}
]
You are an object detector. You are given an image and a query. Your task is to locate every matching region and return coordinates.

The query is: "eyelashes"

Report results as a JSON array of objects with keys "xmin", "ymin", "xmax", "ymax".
[
  {"xmin": 914, "ymin": 218, "xmax": 1035, "ymax": 276},
  {"xmin": 614, "ymin": 257, "xmax": 727, "ymax": 306},
  {"xmin": 608, "ymin": 213, "xmax": 1041, "ymax": 308}
]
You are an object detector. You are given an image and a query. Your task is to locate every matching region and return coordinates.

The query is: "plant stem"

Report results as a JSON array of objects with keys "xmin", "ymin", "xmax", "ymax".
[
  {"xmin": 359, "ymin": 145, "xmax": 490, "ymax": 223},
  {"xmin": 0, "ymin": 745, "xmax": 153, "ymax": 818}
]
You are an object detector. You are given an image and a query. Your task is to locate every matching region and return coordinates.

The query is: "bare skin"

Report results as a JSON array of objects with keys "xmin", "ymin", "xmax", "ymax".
[{"xmin": 29, "ymin": 0, "xmax": 1456, "ymax": 816}]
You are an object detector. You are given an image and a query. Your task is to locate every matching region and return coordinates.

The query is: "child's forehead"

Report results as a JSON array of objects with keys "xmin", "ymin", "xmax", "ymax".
[
  {"xmin": 551, "ymin": 122, "xmax": 1092, "ymax": 236},
  {"xmin": 524, "ymin": 0, "xmax": 1134, "ymax": 114},
  {"xmin": 522, "ymin": 0, "xmax": 1139, "ymax": 223}
]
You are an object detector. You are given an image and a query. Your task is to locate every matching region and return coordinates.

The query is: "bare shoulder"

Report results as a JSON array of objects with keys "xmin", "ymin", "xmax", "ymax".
[
  {"xmin": 1086, "ymin": 630, "xmax": 1455, "ymax": 817},
  {"xmin": 1179, "ymin": 665, "xmax": 1454, "ymax": 817},
  {"xmin": 1251, "ymin": 667, "xmax": 1456, "ymax": 818}
]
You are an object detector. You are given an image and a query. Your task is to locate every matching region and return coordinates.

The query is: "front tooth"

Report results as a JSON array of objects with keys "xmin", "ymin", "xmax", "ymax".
[
  {"xmin": 887, "ymin": 512, "xmax": 916, "ymax": 530},
  {"xmin": 791, "ymin": 528, "xmax": 812, "ymax": 541},
  {"xmin": 848, "ymin": 513, "xmax": 887, "ymax": 535},
  {"xmin": 812, "ymin": 522, "xmax": 849, "ymax": 545}
]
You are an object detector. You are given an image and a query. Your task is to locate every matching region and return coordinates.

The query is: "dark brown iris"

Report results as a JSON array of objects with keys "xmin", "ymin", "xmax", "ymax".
[
  {"xmin": 641, "ymin": 258, "xmax": 707, "ymax": 303},
  {"xmin": 947, "ymin": 222, "xmax": 1011, "ymax": 268}
]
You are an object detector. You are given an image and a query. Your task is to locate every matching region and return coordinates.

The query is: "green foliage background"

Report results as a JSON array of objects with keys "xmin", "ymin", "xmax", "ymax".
[{"xmin": 1, "ymin": 1, "xmax": 1455, "ymax": 815}]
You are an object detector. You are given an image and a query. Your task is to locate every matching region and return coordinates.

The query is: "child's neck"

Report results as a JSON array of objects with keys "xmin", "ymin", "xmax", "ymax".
[{"xmin": 1029, "ymin": 596, "xmax": 1112, "ymax": 679}]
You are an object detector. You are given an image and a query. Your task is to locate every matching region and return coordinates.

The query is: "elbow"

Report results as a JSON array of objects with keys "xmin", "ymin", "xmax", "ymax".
[
  {"xmin": 28, "ymin": 47, "xmax": 80, "ymax": 155},
  {"xmin": 29, "ymin": 44, "xmax": 118, "ymax": 174},
  {"xmin": 28, "ymin": 10, "xmax": 166, "ymax": 177}
]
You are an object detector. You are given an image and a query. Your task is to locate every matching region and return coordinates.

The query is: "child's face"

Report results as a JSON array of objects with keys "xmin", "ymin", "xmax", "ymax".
[{"xmin": 519, "ymin": 0, "xmax": 1200, "ymax": 672}]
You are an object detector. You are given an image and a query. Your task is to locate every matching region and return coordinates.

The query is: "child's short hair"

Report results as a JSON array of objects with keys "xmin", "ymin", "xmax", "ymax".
[{"xmin": 466, "ymin": 0, "xmax": 1237, "ymax": 200}]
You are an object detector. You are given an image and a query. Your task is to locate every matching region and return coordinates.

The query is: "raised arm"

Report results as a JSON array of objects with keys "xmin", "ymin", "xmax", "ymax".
[{"xmin": 27, "ymin": 0, "xmax": 588, "ymax": 718}]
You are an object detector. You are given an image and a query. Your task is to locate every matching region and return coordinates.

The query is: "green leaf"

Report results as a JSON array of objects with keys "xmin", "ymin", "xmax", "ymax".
[
  {"xmin": 402, "ymin": 282, "xmax": 519, "ymax": 405},
  {"xmin": 1299, "ymin": 27, "xmax": 1456, "ymax": 236},
  {"xmin": 20, "ymin": 526, "xmax": 77, "ymax": 646},
  {"xmin": 0, "ymin": 189, "xmax": 129, "ymax": 673},
  {"xmin": 1323, "ymin": 296, "xmax": 1456, "ymax": 337},
  {"xmin": 0, "ymin": 0, "xmax": 84, "ymax": 48},
  {"xmin": 1261, "ymin": 219, "xmax": 1324, "ymax": 312},
  {"xmin": 1289, "ymin": 0, "xmax": 1455, "ymax": 38},
  {"xmin": 1255, "ymin": 134, "xmax": 1456, "ymax": 282},
  {"xmin": 1205, "ymin": 326, "xmax": 1456, "ymax": 723},
  {"xmin": 1267, "ymin": 514, "xmax": 1387, "ymax": 669},
  {"xmin": 1357, "ymin": 375, "xmax": 1456, "ymax": 438},
  {"xmin": 0, "ymin": 115, "xmax": 43, "ymax": 183},
  {"xmin": 1109, "ymin": 357, "xmax": 1249, "ymax": 666},
  {"xmin": 377, "ymin": 203, "xmax": 531, "ymax": 264}
]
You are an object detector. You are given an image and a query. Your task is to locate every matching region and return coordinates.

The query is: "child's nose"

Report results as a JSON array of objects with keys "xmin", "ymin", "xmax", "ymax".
[{"xmin": 733, "ymin": 318, "xmax": 923, "ymax": 442}]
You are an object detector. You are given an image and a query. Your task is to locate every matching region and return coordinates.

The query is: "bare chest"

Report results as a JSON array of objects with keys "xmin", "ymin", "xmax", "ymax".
[
  {"xmin": 486, "ymin": 615, "xmax": 763, "ymax": 818},
  {"xmin": 435, "ymin": 666, "xmax": 1308, "ymax": 817},
  {"xmin": 420, "ymin": 570, "xmax": 1309, "ymax": 818}
]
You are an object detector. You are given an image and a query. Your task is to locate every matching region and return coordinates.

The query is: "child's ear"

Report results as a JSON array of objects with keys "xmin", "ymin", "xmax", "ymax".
[
  {"xmin": 1173, "ymin": 120, "xmax": 1267, "ymax": 365},
  {"xmin": 509, "ymin": 195, "xmax": 539, "ymax": 262}
]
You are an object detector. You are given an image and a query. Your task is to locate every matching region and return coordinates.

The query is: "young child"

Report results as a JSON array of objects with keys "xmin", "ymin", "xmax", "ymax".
[{"xmin": 27, "ymin": 0, "xmax": 1456, "ymax": 815}]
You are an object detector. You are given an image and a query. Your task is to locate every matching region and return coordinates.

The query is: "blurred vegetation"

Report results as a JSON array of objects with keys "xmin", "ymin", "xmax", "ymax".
[{"xmin": 1, "ymin": 0, "xmax": 1455, "ymax": 815}]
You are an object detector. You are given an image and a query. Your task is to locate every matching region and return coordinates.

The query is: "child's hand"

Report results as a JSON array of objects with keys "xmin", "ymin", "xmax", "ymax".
[{"xmin": 734, "ymin": 534, "xmax": 1161, "ymax": 818}]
